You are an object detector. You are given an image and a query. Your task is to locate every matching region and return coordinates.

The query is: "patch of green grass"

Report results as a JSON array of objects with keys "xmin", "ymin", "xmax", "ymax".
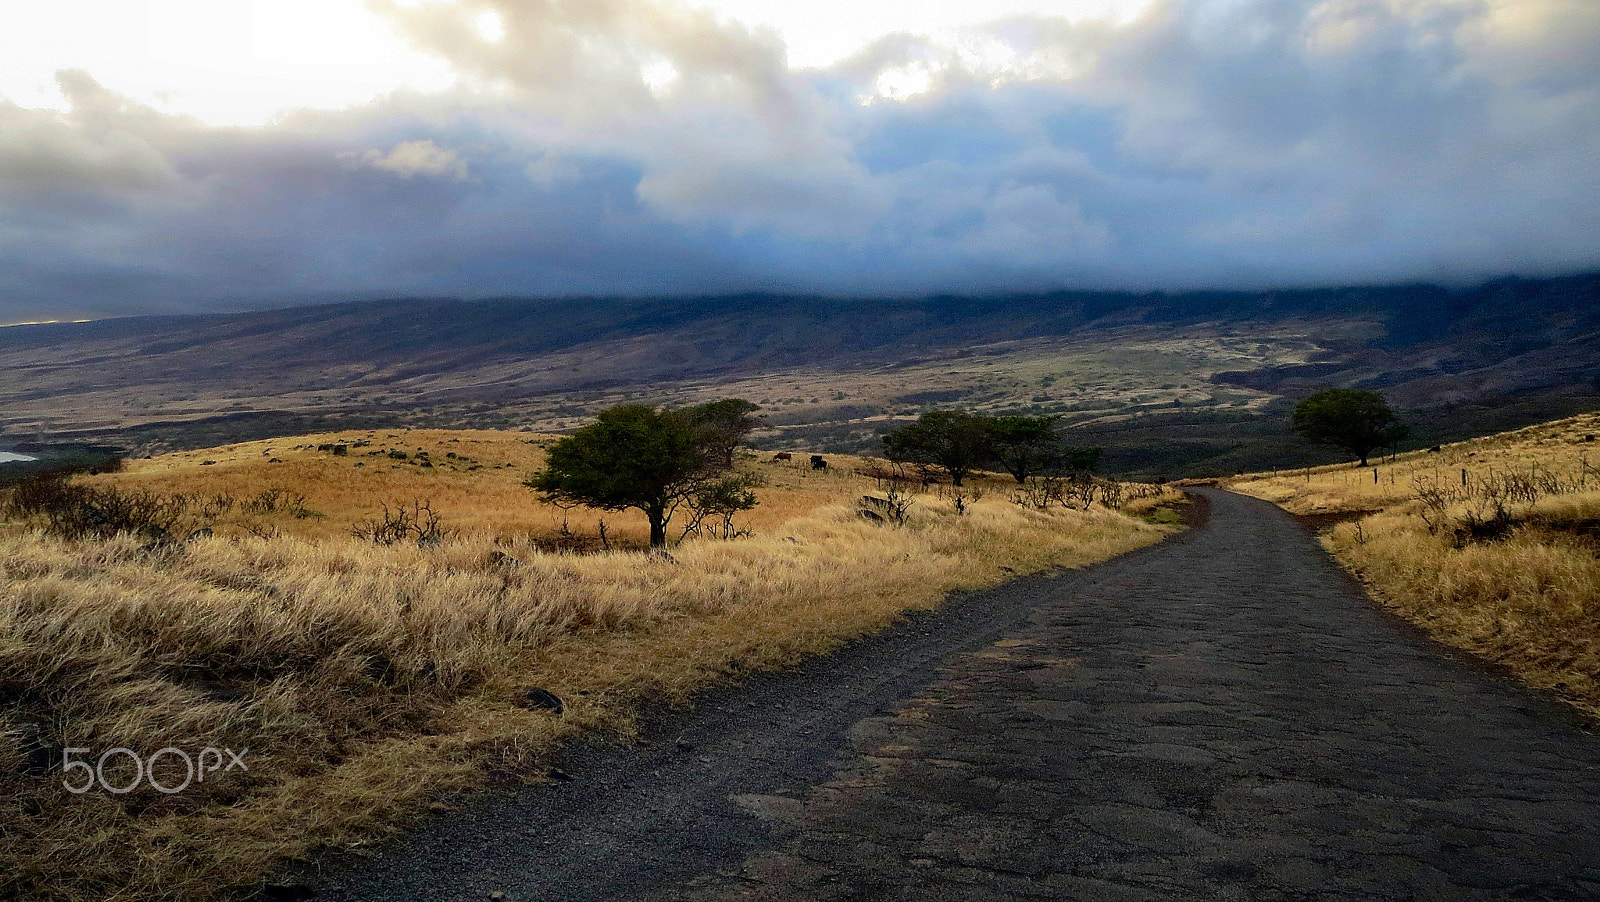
[{"xmin": 1145, "ymin": 507, "xmax": 1182, "ymax": 525}]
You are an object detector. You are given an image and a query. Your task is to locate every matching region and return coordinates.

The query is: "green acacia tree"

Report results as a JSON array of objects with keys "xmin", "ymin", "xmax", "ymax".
[
  {"xmin": 987, "ymin": 415, "xmax": 1062, "ymax": 483},
  {"xmin": 529, "ymin": 404, "xmax": 712, "ymax": 547},
  {"xmin": 1291, "ymin": 388, "xmax": 1410, "ymax": 467},
  {"xmin": 685, "ymin": 399, "xmax": 763, "ymax": 468},
  {"xmin": 883, "ymin": 410, "xmax": 992, "ymax": 486},
  {"xmin": 1050, "ymin": 445, "xmax": 1103, "ymax": 476}
]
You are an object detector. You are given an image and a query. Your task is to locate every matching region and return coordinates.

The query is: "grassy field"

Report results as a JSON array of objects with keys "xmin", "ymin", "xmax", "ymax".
[
  {"xmin": 0, "ymin": 429, "xmax": 1180, "ymax": 902},
  {"xmin": 74, "ymin": 427, "xmax": 865, "ymax": 546},
  {"xmin": 1229, "ymin": 411, "xmax": 1600, "ymax": 717}
]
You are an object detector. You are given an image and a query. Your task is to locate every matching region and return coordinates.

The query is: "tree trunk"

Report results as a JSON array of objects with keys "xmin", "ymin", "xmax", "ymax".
[{"xmin": 648, "ymin": 505, "xmax": 667, "ymax": 548}]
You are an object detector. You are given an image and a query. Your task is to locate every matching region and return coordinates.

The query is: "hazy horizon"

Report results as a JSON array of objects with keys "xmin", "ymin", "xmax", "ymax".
[{"xmin": 8, "ymin": 266, "xmax": 1600, "ymax": 329}]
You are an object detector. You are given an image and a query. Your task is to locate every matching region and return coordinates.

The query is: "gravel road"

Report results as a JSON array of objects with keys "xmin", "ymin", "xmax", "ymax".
[{"xmin": 309, "ymin": 489, "xmax": 1600, "ymax": 901}]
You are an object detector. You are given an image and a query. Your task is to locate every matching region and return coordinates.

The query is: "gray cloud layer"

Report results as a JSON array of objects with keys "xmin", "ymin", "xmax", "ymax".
[{"xmin": 3, "ymin": 0, "xmax": 1598, "ymax": 318}]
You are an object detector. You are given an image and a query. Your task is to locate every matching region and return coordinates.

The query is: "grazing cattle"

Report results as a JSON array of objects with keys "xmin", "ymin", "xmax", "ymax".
[
  {"xmin": 773, "ymin": 452, "xmax": 792, "ymax": 461},
  {"xmin": 810, "ymin": 455, "xmax": 828, "ymax": 470},
  {"xmin": 1428, "ymin": 445, "xmax": 1442, "ymax": 453}
]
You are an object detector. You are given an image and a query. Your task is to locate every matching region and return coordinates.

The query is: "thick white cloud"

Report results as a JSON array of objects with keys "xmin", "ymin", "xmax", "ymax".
[{"xmin": 0, "ymin": 0, "xmax": 1596, "ymax": 319}]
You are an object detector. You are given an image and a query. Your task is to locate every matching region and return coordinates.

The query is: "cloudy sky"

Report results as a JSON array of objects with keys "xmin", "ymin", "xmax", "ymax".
[{"xmin": 2, "ymin": 0, "xmax": 1597, "ymax": 320}]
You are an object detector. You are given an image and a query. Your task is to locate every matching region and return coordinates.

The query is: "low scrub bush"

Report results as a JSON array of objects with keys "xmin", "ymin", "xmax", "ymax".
[
  {"xmin": 857, "ymin": 484, "xmax": 915, "ymax": 526},
  {"xmin": 241, "ymin": 487, "xmax": 317, "ymax": 519},
  {"xmin": 350, "ymin": 500, "xmax": 452, "ymax": 546},
  {"xmin": 4, "ymin": 475, "xmax": 193, "ymax": 541}
]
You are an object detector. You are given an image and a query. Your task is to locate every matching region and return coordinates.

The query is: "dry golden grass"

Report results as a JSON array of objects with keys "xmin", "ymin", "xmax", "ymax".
[
  {"xmin": 1, "ymin": 429, "xmax": 1178, "ymax": 901},
  {"xmin": 74, "ymin": 429, "xmax": 945, "ymax": 546},
  {"xmin": 1228, "ymin": 411, "xmax": 1600, "ymax": 717},
  {"xmin": 1228, "ymin": 411, "xmax": 1600, "ymax": 515}
]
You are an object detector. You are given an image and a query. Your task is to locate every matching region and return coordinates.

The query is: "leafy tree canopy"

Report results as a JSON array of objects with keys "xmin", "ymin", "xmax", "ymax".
[
  {"xmin": 1055, "ymin": 445, "xmax": 1103, "ymax": 475},
  {"xmin": 883, "ymin": 410, "xmax": 993, "ymax": 486},
  {"xmin": 530, "ymin": 404, "xmax": 712, "ymax": 547},
  {"xmin": 1291, "ymin": 388, "xmax": 1409, "ymax": 467},
  {"xmin": 684, "ymin": 398, "xmax": 763, "ymax": 468},
  {"xmin": 988, "ymin": 415, "xmax": 1062, "ymax": 483}
]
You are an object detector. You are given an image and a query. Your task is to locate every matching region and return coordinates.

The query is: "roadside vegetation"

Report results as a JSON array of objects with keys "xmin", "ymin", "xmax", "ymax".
[
  {"xmin": 1230, "ymin": 409, "xmax": 1600, "ymax": 718},
  {"xmin": 882, "ymin": 410, "xmax": 1105, "ymax": 488},
  {"xmin": 0, "ymin": 402, "xmax": 1180, "ymax": 902}
]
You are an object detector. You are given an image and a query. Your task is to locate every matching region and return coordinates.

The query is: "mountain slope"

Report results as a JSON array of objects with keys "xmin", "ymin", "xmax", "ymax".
[{"xmin": 3, "ymin": 274, "xmax": 1597, "ymax": 476}]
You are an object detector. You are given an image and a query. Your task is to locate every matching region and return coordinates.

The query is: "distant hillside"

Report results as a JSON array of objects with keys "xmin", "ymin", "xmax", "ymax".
[{"xmin": 2, "ymin": 274, "xmax": 1597, "ymax": 477}]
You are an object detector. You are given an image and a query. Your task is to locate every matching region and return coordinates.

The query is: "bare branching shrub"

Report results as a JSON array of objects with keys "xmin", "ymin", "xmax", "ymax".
[
  {"xmin": 1412, "ymin": 474, "xmax": 1460, "ymax": 535},
  {"xmin": 525, "ymin": 518, "xmax": 611, "ymax": 554},
  {"xmin": 858, "ymin": 484, "xmax": 915, "ymax": 526},
  {"xmin": 852, "ymin": 461, "xmax": 917, "ymax": 484},
  {"xmin": 1498, "ymin": 470, "xmax": 1541, "ymax": 506},
  {"xmin": 1010, "ymin": 476, "xmax": 1065, "ymax": 511},
  {"xmin": 1458, "ymin": 475, "xmax": 1515, "ymax": 541},
  {"xmin": 1011, "ymin": 474, "xmax": 1141, "ymax": 512},
  {"xmin": 1098, "ymin": 480, "xmax": 1125, "ymax": 510},
  {"xmin": 680, "ymin": 475, "xmax": 760, "ymax": 541},
  {"xmin": 3, "ymin": 473, "xmax": 74, "ymax": 518},
  {"xmin": 242, "ymin": 487, "xmax": 318, "ymax": 519},
  {"xmin": 197, "ymin": 492, "xmax": 237, "ymax": 520},
  {"xmin": 1123, "ymin": 482, "xmax": 1166, "ymax": 503},
  {"xmin": 245, "ymin": 522, "xmax": 281, "ymax": 540},
  {"xmin": 351, "ymin": 500, "xmax": 452, "ymax": 546},
  {"xmin": 1412, "ymin": 464, "xmax": 1586, "ymax": 543},
  {"xmin": 3, "ymin": 474, "xmax": 195, "ymax": 541},
  {"xmin": 1531, "ymin": 466, "xmax": 1567, "ymax": 498},
  {"xmin": 1067, "ymin": 472, "xmax": 1098, "ymax": 510}
]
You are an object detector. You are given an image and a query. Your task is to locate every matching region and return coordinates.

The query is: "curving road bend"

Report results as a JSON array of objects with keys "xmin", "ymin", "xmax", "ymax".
[{"xmin": 313, "ymin": 489, "xmax": 1600, "ymax": 902}]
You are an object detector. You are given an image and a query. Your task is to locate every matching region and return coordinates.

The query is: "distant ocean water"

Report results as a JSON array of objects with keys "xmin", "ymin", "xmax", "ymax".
[{"xmin": 0, "ymin": 451, "xmax": 39, "ymax": 463}]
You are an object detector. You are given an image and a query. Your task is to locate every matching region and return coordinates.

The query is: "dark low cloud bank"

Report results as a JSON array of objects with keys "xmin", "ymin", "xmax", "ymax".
[{"xmin": 2, "ymin": 0, "xmax": 1597, "ymax": 319}]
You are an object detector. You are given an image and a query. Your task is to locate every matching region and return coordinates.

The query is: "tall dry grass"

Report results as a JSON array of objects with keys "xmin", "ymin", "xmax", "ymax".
[
  {"xmin": 1, "ymin": 434, "xmax": 1177, "ymax": 902},
  {"xmin": 78, "ymin": 429, "xmax": 884, "ymax": 544},
  {"xmin": 1229, "ymin": 410, "xmax": 1600, "ymax": 717},
  {"xmin": 1230, "ymin": 411, "xmax": 1600, "ymax": 515}
]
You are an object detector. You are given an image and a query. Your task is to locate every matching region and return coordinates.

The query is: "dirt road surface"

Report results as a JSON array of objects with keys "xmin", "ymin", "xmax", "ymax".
[{"xmin": 311, "ymin": 489, "xmax": 1600, "ymax": 901}]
